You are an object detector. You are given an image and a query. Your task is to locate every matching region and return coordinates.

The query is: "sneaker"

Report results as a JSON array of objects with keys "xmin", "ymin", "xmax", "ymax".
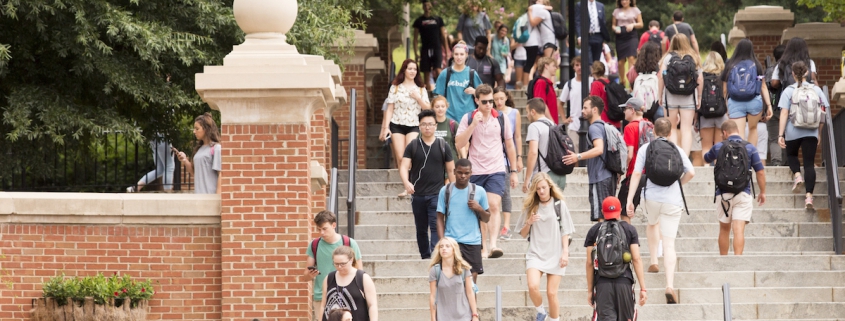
[
  {"xmin": 792, "ymin": 174, "xmax": 804, "ymax": 193},
  {"xmin": 126, "ymin": 186, "xmax": 136, "ymax": 193},
  {"xmin": 805, "ymin": 196, "xmax": 814, "ymax": 210},
  {"xmin": 535, "ymin": 312, "xmax": 548, "ymax": 321},
  {"xmin": 499, "ymin": 227, "xmax": 511, "ymax": 240}
]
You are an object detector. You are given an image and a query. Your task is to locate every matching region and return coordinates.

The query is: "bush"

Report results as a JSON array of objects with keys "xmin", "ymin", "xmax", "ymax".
[{"xmin": 42, "ymin": 273, "xmax": 155, "ymax": 306}]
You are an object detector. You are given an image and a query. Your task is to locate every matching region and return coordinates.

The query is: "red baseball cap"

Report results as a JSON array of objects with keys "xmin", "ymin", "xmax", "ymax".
[{"xmin": 602, "ymin": 196, "xmax": 622, "ymax": 220}]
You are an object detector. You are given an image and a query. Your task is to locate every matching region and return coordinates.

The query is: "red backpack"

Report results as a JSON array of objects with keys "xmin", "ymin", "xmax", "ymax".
[{"xmin": 311, "ymin": 235, "xmax": 350, "ymax": 266}]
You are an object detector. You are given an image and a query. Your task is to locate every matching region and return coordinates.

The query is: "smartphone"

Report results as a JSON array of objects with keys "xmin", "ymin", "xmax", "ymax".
[
  {"xmin": 307, "ymin": 266, "xmax": 317, "ymax": 271},
  {"xmin": 385, "ymin": 132, "xmax": 392, "ymax": 140}
]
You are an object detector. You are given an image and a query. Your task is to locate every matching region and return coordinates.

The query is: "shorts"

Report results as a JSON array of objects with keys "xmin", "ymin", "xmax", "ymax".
[
  {"xmin": 589, "ymin": 176, "xmax": 617, "ymax": 222},
  {"xmin": 470, "ymin": 172, "xmax": 507, "ymax": 197},
  {"xmin": 514, "ymin": 59, "xmax": 526, "ymax": 68},
  {"xmin": 524, "ymin": 46, "xmax": 540, "ymax": 72},
  {"xmin": 666, "ymin": 105, "xmax": 696, "ymax": 110},
  {"xmin": 716, "ymin": 192, "xmax": 753, "ymax": 224},
  {"xmin": 594, "ymin": 280, "xmax": 636, "ymax": 321},
  {"xmin": 501, "ymin": 184, "xmax": 512, "ymax": 213},
  {"xmin": 459, "ymin": 243, "xmax": 484, "ymax": 274},
  {"xmin": 699, "ymin": 114, "xmax": 728, "ymax": 129},
  {"xmin": 419, "ymin": 46, "xmax": 443, "ymax": 72},
  {"xmin": 643, "ymin": 199, "xmax": 683, "ymax": 238},
  {"xmin": 728, "ymin": 95, "xmax": 763, "ymax": 119},
  {"xmin": 618, "ymin": 176, "xmax": 645, "ymax": 217},
  {"xmin": 389, "ymin": 122, "xmax": 420, "ymax": 136}
]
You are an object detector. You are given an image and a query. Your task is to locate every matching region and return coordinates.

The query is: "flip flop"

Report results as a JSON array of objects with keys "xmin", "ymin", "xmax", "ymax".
[
  {"xmin": 489, "ymin": 248, "xmax": 504, "ymax": 259},
  {"xmin": 648, "ymin": 264, "xmax": 659, "ymax": 273}
]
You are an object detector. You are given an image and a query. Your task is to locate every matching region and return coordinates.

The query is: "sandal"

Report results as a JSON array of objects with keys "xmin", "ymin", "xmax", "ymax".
[
  {"xmin": 665, "ymin": 287, "xmax": 678, "ymax": 304},
  {"xmin": 648, "ymin": 264, "xmax": 659, "ymax": 273},
  {"xmin": 489, "ymin": 248, "xmax": 504, "ymax": 259}
]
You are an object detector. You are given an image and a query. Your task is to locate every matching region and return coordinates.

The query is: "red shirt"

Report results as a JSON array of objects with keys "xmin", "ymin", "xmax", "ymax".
[
  {"xmin": 623, "ymin": 119, "xmax": 643, "ymax": 176},
  {"xmin": 590, "ymin": 79, "xmax": 621, "ymax": 128},
  {"xmin": 638, "ymin": 30, "xmax": 668, "ymax": 51},
  {"xmin": 534, "ymin": 77, "xmax": 559, "ymax": 124}
]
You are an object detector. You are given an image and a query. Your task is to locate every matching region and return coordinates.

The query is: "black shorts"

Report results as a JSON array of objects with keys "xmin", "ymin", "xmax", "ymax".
[
  {"xmin": 524, "ymin": 46, "xmax": 540, "ymax": 72},
  {"xmin": 389, "ymin": 122, "xmax": 420, "ymax": 136},
  {"xmin": 593, "ymin": 280, "xmax": 637, "ymax": 321},
  {"xmin": 618, "ymin": 176, "xmax": 645, "ymax": 217},
  {"xmin": 419, "ymin": 46, "xmax": 443, "ymax": 72},
  {"xmin": 458, "ymin": 243, "xmax": 484, "ymax": 274},
  {"xmin": 589, "ymin": 176, "xmax": 617, "ymax": 222}
]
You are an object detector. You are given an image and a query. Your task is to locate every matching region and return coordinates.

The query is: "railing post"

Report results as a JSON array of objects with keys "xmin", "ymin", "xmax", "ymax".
[
  {"xmin": 495, "ymin": 285, "xmax": 502, "ymax": 321},
  {"xmin": 346, "ymin": 89, "xmax": 357, "ymax": 239},
  {"xmin": 722, "ymin": 283, "xmax": 732, "ymax": 321},
  {"xmin": 328, "ymin": 167, "xmax": 338, "ymax": 215}
]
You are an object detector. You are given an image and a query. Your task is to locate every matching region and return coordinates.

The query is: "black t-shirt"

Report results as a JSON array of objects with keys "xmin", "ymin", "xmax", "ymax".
[
  {"xmin": 403, "ymin": 138, "xmax": 453, "ymax": 196},
  {"xmin": 413, "ymin": 15, "xmax": 445, "ymax": 49},
  {"xmin": 583, "ymin": 220, "xmax": 639, "ymax": 284}
]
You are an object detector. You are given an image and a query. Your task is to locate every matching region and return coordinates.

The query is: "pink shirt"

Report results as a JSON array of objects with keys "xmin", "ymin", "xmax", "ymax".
[{"xmin": 456, "ymin": 109, "xmax": 514, "ymax": 175}]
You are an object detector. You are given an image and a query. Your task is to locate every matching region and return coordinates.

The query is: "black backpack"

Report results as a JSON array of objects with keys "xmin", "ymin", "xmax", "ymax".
[
  {"xmin": 527, "ymin": 75, "xmax": 554, "ymax": 100},
  {"xmin": 764, "ymin": 56, "xmax": 782, "ymax": 114},
  {"xmin": 647, "ymin": 30, "xmax": 662, "ymax": 45},
  {"xmin": 548, "ymin": 11, "xmax": 568, "ymax": 40},
  {"xmin": 538, "ymin": 119, "xmax": 576, "ymax": 175},
  {"xmin": 644, "ymin": 139, "xmax": 690, "ymax": 215},
  {"xmin": 713, "ymin": 140, "xmax": 755, "ymax": 215},
  {"xmin": 443, "ymin": 67, "xmax": 477, "ymax": 99},
  {"xmin": 594, "ymin": 220, "xmax": 629, "ymax": 279},
  {"xmin": 699, "ymin": 72, "xmax": 727, "ymax": 118},
  {"xmin": 598, "ymin": 79, "xmax": 629, "ymax": 122},
  {"xmin": 664, "ymin": 52, "xmax": 699, "ymax": 96}
]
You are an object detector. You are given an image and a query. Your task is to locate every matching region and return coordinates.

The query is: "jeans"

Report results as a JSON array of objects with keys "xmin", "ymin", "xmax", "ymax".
[
  {"xmin": 139, "ymin": 139, "xmax": 175, "ymax": 190},
  {"xmin": 411, "ymin": 194, "xmax": 440, "ymax": 259}
]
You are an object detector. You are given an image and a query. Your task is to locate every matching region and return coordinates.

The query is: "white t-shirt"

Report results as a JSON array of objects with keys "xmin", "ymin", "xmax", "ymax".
[
  {"xmin": 526, "ymin": 5, "xmax": 554, "ymax": 47},
  {"xmin": 599, "ymin": 44, "xmax": 612, "ymax": 76},
  {"xmin": 514, "ymin": 44, "xmax": 527, "ymax": 60},
  {"xmin": 558, "ymin": 76, "xmax": 593, "ymax": 133},
  {"xmin": 771, "ymin": 60, "xmax": 816, "ymax": 80},
  {"xmin": 526, "ymin": 117, "xmax": 552, "ymax": 173}
]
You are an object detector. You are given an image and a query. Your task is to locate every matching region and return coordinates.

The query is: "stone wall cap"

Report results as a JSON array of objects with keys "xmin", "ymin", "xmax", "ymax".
[
  {"xmin": 782, "ymin": 23, "xmax": 845, "ymax": 58},
  {"xmin": 366, "ymin": 57, "xmax": 386, "ymax": 72},
  {"xmin": 734, "ymin": 6, "xmax": 794, "ymax": 22},
  {"xmin": 832, "ymin": 78, "xmax": 845, "ymax": 103},
  {"xmin": 728, "ymin": 27, "xmax": 746, "ymax": 46}
]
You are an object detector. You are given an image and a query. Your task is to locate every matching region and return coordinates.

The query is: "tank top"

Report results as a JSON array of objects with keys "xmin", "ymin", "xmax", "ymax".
[{"xmin": 324, "ymin": 270, "xmax": 370, "ymax": 321}]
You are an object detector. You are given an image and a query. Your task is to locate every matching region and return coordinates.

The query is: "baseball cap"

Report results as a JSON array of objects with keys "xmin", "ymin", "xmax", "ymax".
[
  {"xmin": 602, "ymin": 196, "xmax": 622, "ymax": 220},
  {"xmin": 619, "ymin": 97, "xmax": 645, "ymax": 112},
  {"xmin": 542, "ymin": 42, "xmax": 558, "ymax": 53}
]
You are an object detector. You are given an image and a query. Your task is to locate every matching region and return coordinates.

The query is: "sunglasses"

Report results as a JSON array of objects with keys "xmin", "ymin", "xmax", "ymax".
[{"xmin": 478, "ymin": 99, "xmax": 495, "ymax": 105}]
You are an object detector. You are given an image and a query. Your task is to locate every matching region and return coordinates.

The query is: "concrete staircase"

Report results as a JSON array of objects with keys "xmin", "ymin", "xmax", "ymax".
[{"xmin": 344, "ymin": 89, "xmax": 845, "ymax": 320}]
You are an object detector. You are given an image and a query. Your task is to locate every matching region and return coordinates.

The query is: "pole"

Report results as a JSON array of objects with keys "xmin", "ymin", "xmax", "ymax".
[
  {"xmin": 347, "ymin": 89, "xmax": 357, "ymax": 238},
  {"xmin": 579, "ymin": 0, "xmax": 590, "ymax": 103}
]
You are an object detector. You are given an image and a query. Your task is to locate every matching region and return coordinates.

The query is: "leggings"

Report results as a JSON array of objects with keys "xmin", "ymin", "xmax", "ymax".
[{"xmin": 785, "ymin": 137, "xmax": 818, "ymax": 194}]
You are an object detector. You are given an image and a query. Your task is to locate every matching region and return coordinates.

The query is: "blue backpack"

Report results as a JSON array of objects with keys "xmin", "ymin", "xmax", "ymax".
[
  {"xmin": 512, "ymin": 13, "xmax": 530, "ymax": 43},
  {"xmin": 727, "ymin": 60, "xmax": 760, "ymax": 102}
]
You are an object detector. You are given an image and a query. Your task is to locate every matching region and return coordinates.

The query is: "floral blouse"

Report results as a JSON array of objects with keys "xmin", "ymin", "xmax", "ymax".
[{"xmin": 386, "ymin": 84, "xmax": 429, "ymax": 126}]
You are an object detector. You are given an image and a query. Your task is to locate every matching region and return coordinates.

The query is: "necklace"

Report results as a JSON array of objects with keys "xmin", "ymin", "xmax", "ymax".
[{"xmin": 540, "ymin": 196, "xmax": 552, "ymax": 204}]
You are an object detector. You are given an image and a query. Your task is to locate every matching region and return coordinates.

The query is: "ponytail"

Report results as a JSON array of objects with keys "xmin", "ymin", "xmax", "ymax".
[{"xmin": 791, "ymin": 61, "xmax": 808, "ymax": 87}]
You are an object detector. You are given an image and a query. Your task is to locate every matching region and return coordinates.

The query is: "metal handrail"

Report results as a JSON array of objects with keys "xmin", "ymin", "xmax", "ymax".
[
  {"xmin": 821, "ymin": 86, "xmax": 843, "ymax": 255},
  {"xmin": 346, "ymin": 89, "xmax": 358, "ymax": 238},
  {"xmin": 722, "ymin": 283, "xmax": 732, "ymax": 321}
]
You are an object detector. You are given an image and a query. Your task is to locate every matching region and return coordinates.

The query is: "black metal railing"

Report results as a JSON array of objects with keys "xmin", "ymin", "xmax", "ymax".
[
  {"xmin": 346, "ymin": 89, "xmax": 358, "ymax": 238},
  {"xmin": 0, "ymin": 133, "xmax": 192, "ymax": 193},
  {"xmin": 822, "ymin": 108, "xmax": 843, "ymax": 255}
]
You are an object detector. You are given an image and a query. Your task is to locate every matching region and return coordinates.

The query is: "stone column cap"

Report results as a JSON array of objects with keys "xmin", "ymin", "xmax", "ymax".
[
  {"xmin": 782, "ymin": 23, "xmax": 845, "ymax": 58},
  {"xmin": 733, "ymin": 6, "xmax": 794, "ymax": 37},
  {"xmin": 728, "ymin": 27, "xmax": 746, "ymax": 46},
  {"xmin": 832, "ymin": 78, "xmax": 845, "ymax": 104}
]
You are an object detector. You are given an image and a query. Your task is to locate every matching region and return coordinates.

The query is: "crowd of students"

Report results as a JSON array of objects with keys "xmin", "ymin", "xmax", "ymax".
[{"xmin": 313, "ymin": 1, "xmax": 831, "ymax": 320}]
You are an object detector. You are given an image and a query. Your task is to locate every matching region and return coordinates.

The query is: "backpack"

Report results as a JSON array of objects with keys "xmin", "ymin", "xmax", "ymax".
[
  {"xmin": 311, "ymin": 235, "xmax": 351, "ymax": 267},
  {"xmin": 637, "ymin": 120, "xmax": 655, "ymax": 148},
  {"xmin": 631, "ymin": 73, "xmax": 659, "ymax": 114},
  {"xmin": 594, "ymin": 220, "xmax": 629, "ymax": 279},
  {"xmin": 597, "ymin": 79, "xmax": 630, "ymax": 122},
  {"xmin": 596, "ymin": 121, "xmax": 627, "ymax": 176},
  {"xmin": 547, "ymin": 11, "xmax": 568, "ymax": 40},
  {"xmin": 527, "ymin": 74, "xmax": 554, "ymax": 100},
  {"xmin": 327, "ymin": 269, "xmax": 366, "ymax": 300},
  {"xmin": 643, "ymin": 138, "xmax": 690, "ymax": 214},
  {"xmin": 443, "ymin": 67, "xmax": 477, "ymax": 99},
  {"xmin": 764, "ymin": 56, "xmax": 782, "ymax": 114},
  {"xmin": 433, "ymin": 264, "xmax": 478, "ymax": 295},
  {"xmin": 700, "ymin": 72, "xmax": 727, "ymax": 118},
  {"xmin": 466, "ymin": 109, "xmax": 506, "ymax": 155},
  {"xmin": 512, "ymin": 13, "xmax": 531, "ymax": 43},
  {"xmin": 727, "ymin": 60, "xmax": 761, "ymax": 102},
  {"xmin": 647, "ymin": 30, "xmax": 662, "ymax": 45},
  {"xmin": 538, "ymin": 119, "xmax": 576, "ymax": 175},
  {"xmin": 789, "ymin": 83, "xmax": 824, "ymax": 129},
  {"xmin": 779, "ymin": 62, "xmax": 797, "ymax": 89},
  {"xmin": 664, "ymin": 52, "xmax": 699, "ymax": 96},
  {"xmin": 443, "ymin": 183, "xmax": 481, "ymax": 224},
  {"xmin": 713, "ymin": 140, "xmax": 755, "ymax": 216}
]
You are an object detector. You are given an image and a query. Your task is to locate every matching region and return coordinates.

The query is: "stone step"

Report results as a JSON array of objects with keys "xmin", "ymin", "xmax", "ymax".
[
  {"xmin": 378, "ymin": 302, "xmax": 845, "ymax": 321},
  {"xmin": 361, "ymin": 255, "xmax": 845, "ymax": 277},
  {"xmin": 372, "ymin": 271, "xmax": 845, "ymax": 293},
  {"xmin": 360, "ymin": 251, "xmax": 834, "ymax": 261},
  {"xmin": 352, "ymin": 208, "xmax": 829, "ymax": 226},
  {"xmin": 355, "ymin": 236, "xmax": 841, "ymax": 256},
  {"xmin": 377, "ymin": 286, "xmax": 845, "ymax": 308},
  {"xmin": 340, "ymin": 193, "xmax": 830, "ymax": 212},
  {"xmin": 344, "ymin": 222, "xmax": 844, "ymax": 241}
]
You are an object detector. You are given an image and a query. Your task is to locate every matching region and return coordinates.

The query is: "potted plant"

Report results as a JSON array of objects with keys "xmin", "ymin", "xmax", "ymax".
[{"xmin": 30, "ymin": 273, "xmax": 154, "ymax": 321}]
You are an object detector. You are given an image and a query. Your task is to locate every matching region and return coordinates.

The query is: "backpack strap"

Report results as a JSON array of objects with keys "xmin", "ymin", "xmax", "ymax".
[
  {"xmin": 444, "ymin": 183, "xmax": 454, "ymax": 223},
  {"xmin": 355, "ymin": 269, "xmax": 366, "ymax": 300},
  {"xmin": 469, "ymin": 69, "xmax": 477, "ymax": 89},
  {"xmin": 342, "ymin": 235, "xmax": 350, "ymax": 247},
  {"xmin": 444, "ymin": 68, "xmax": 453, "ymax": 99},
  {"xmin": 311, "ymin": 238, "xmax": 321, "ymax": 266},
  {"xmin": 437, "ymin": 137, "xmax": 447, "ymax": 166},
  {"xmin": 449, "ymin": 119, "xmax": 457, "ymax": 137}
]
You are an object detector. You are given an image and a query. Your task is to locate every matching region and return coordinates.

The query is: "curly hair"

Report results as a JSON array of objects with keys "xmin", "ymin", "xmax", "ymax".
[{"xmin": 634, "ymin": 42, "xmax": 661, "ymax": 74}]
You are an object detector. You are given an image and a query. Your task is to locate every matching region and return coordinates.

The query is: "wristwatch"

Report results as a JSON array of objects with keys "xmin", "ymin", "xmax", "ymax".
[
  {"xmin": 576, "ymin": 153, "xmax": 582, "ymax": 160},
  {"xmin": 509, "ymin": 169, "xmax": 518, "ymax": 173}
]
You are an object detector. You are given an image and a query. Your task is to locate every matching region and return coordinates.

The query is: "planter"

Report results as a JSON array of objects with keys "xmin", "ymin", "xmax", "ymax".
[{"xmin": 31, "ymin": 297, "xmax": 149, "ymax": 321}]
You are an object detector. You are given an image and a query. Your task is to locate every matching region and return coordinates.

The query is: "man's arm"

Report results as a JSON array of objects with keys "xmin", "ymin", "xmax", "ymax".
[
  {"xmin": 585, "ymin": 245, "xmax": 595, "ymax": 306},
  {"xmin": 505, "ymin": 137, "xmax": 518, "ymax": 188},
  {"xmin": 563, "ymin": 136, "xmax": 603, "ymax": 165},
  {"xmin": 574, "ymin": 2, "xmax": 581, "ymax": 41},
  {"xmin": 626, "ymin": 145, "xmax": 635, "ymax": 166},
  {"xmin": 755, "ymin": 169, "xmax": 767, "ymax": 205},
  {"xmin": 455, "ymin": 118, "xmax": 475, "ymax": 149},
  {"xmin": 445, "ymin": 161, "xmax": 456, "ymax": 183},
  {"xmin": 399, "ymin": 157, "xmax": 415, "ymax": 194},
  {"xmin": 630, "ymin": 243, "xmax": 648, "ymax": 306},
  {"xmin": 525, "ymin": 140, "xmax": 539, "ymax": 192},
  {"xmin": 690, "ymin": 34, "xmax": 699, "ymax": 53},
  {"xmin": 680, "ymin": 167, "xmax": 695, "ymax": 185},
  {"xmin": 436, "ymin": 212, "xmax": 446, "ymax": 239},
  {"xmin": 527, "ymin": 6, "xmax": 542, "ymax": 27},
  {"xmin": 441, "ymin": 26, "xmax": 450, "ymax": 53}
]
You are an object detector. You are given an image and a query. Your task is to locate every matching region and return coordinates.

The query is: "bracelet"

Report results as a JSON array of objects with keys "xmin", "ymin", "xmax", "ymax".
[
  {"xmin": 640, "ymin": 289, "xmax": 647, "ymax": 292},
  {"xmin": 472, "ymin": 313, "xmax": 479, "ymax": 317}
]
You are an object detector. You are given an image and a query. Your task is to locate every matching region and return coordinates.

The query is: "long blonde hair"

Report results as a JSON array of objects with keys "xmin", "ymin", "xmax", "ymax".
[
  {"xmin": 429, "ymin": 237, "xmax": 473, "ymax": 275},
  {"xmin": 665, "ymin": 33, "xmax": 700, "ymax": 67},
  {"xmin": 523, "ymin": 172, "xmax": 565, "ymax": 217},
  {"xmin": 701, "ymin": 51, "xmax": 724, "ymax": 74}
]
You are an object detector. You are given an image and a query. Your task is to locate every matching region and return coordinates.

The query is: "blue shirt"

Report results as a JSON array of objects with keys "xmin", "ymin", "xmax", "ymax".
[
  {"xmin": 436, "ymin": 184, "xmax": 489, "ymax": 245},
  {"xmin": 704, "ymin": 135, "xmax": 765, "ymax": 195},
  {"xmin": 434, "ymin": 66, "xmax": 484, "ymax": 122},
  {"xmin": 778, "ymin": 84, "xmax": 829, "ymax": 141},
  {"xmin": 587, "ymin": 121, "xmax": 613, "ymax": 184}
]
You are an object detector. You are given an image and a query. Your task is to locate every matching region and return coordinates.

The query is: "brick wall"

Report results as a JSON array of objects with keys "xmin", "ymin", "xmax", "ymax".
[
  {"xmin": 334, "ymin": 65, "xmax": 369, "ymax": 169},
  {"xmin": 748, "ymin": 35, "xmax": 781, "ymax": 64},
  {"xmin": 219, "ymin": 123, "xmax": 314, "ymax": 321},
  {"xmin": 311, "ymin": 109, "xmax": 329, "ymax": 210},
  {"xmin": 0, "ymin": 225, "xmax": 221, "ymax": 320}
]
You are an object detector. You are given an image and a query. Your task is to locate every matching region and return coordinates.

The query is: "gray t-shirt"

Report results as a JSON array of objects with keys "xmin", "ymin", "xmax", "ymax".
[
  {"xmin": 587, "ymin": 122, "xmax": 613, "ymax": 184},
  {"xmin": 664, "ymin": 22, "xmax": 694, "ymax": 41},
  {"xmin": 633, "ymin": 139, "xmax": 694, "ymax": 208},
  {"xmin": 457, "ymin": 13, "xmax": 492, "ymax": 49},
  {"xmin": 526, "ymin": 118, "xmax": 553, "ymax": 173},
  {"xmin": 520, "ymin": 200, "xmax": 576, "ymax": 276},
  {"xmin": 429, "ymin": 267, "xmax": 472, "ymax": 320},
  {"xmin": 466, "ymin": 55, "xmax": 502, "ymax": 88},
  {"xmin": 193, "ymin": 144, "xmax": 222, "ymax": 194}
]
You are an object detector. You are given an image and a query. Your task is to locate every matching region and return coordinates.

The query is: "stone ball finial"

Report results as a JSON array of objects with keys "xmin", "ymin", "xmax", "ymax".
[{"xmin": 233, "ymin": 0, "xmax": 297, "ymax": 39}]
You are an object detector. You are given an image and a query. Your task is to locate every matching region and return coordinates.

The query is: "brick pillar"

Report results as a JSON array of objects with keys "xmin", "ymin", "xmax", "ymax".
[
  {"xmin": 733, "ymin": 6, "xmax": 794, "ymax": 63},
  {"xmin": 333, "ymin": 30, "xmax": 378, "ymax": 169},
  {"xmin": 195, "ymin": 1, "xmax": 345, "ymax": 319}
]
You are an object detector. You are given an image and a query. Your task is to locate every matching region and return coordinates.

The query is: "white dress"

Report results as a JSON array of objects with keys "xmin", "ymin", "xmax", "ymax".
[{"xmin": 521, "ymin": 200, "xmax": 576, "ymax": 276}]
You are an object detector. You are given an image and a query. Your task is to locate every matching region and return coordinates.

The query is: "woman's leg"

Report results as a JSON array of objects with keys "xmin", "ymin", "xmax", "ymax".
[
  {"xmin": 745, "ymin": 113, "xmax": 762, "ymax": 152},
  {"xmin": 526, "ymin": 268, "xmax": 544, "ymax": 310},
  {"xmin": 668, "ymin": 108, "xmax": 680, "ymax": 145},
  {"xmin": 546, "ymin": 273, "xmax": 562, "ymax": 319},
  {"xmin": 390, "ymin": 132, "xmax": 409, "ymax": 170},
  {"xmin": 679, "ymin": 108, "xmax": 696, "ymax": 156},
  {"xmin": 732, "ymin": 115, "xmax": 747, "ymax": 141},
  {"xmin": 515, "ymin": 66, "xmax": 524, "ymax": 90},
  {"xmin": 801, "ymin": 137, "xmax": 818, "ymax": 195},
  {"xmin": 785, "ymin": 139, "xmax": 803, "ymax": 175},
  {"xmin": 701, "ymin": 128, "xmax": 715, "ymax": 156}
]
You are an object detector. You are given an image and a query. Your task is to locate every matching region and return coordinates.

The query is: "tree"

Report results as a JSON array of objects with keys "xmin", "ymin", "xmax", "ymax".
[
  {"xmin": 796, "ymin": 0, "xmax": 845, "ymax": 23},
  {"xmin": 286, "ymin": 0, "xmax": 372, "ymax": 67}
]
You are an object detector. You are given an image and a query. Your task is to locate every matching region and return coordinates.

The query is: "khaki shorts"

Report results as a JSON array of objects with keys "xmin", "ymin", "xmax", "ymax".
[
  {"xmin": 715, "ymin": 192, "xmax": 753, "ymax": 224},
  {"xmin": 643, "ymin": 199, "xmax": 683, "ymax": 238},
  {"xmin": 313, "ymin": 300, "xmax": 322, "ymax": 321}
]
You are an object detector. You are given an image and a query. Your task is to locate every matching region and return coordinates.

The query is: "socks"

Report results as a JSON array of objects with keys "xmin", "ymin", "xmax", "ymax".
[
  {"xmin": 535, "ymin": 306, "xmax": 546, "ymax": 314},
  {"xmin": 550, "ymin": 318, "xmax": 559, "ymax": 321}
]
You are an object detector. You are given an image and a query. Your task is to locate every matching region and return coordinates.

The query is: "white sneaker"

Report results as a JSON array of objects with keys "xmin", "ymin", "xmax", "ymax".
[{"xmin": 657, "ymin": 240, "xmax": 664, "ymax": 258}]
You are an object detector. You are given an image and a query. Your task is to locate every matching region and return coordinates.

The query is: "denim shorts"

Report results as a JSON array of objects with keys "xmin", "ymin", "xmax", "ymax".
[
  {"xmin": 514, "ymin": 59, "xmax": 526, "ymax": 68},
  {"xmin": 728, "ymin": 95, "xmax": 763, "ymax": 119},
  {"xmin": 470, "ymin": 172, "xmax": 507, "ymax": 196}
]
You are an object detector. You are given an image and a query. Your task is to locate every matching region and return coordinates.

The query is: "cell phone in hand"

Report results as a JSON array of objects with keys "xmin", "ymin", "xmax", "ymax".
[{"xmin": 307, "ymin": 266, "xmax": 317, "ymax": 271}]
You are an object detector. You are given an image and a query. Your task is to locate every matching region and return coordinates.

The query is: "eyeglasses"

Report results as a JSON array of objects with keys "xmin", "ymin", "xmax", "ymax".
[
  {"xmin": 420, "ymin": 122, "xmax": 436, "ymax": 128},
  {"xmin": 479, "ymin": 99, "xmax": 494, "ymax": 105},
  {"xmin": 333, "ymin": 260, "xmax": 351, "ymax": 267}
]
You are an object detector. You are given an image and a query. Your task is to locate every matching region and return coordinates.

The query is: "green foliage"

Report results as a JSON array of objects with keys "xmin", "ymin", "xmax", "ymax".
[
  {"xmin": 42, "ymin": 273, "xmax": 155, "ymax": 306},
  {"xmin": 287, "ymin": 0, "xmax": 371, "ymax": 68},
  {"xmin": 796, "ymin": 0, "xmax": 845, "ymax": 23}
]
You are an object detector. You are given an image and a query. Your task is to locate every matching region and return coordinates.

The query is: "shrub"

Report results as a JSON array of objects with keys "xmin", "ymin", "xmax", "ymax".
[{"xmin": 42, "ymin": 273, "xmax": 155, "ymax": 306}]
